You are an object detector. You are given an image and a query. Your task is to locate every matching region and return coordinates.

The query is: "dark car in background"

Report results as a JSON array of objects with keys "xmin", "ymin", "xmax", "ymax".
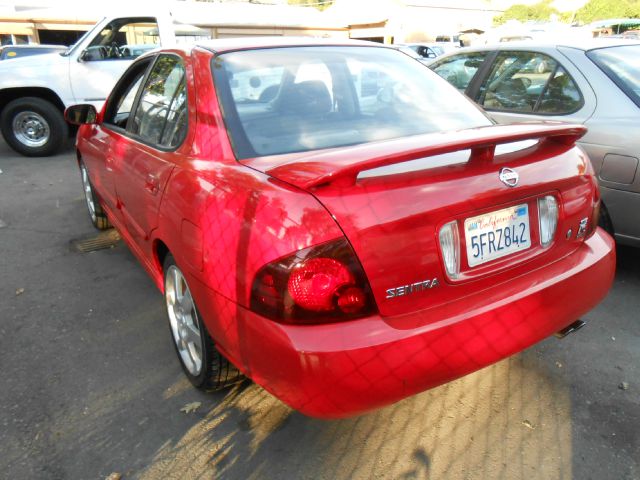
[
  {"xmin": 0, "ymin": 44, "xmax": 66, "ymax": 60},
  {"xmin": 429, "ymin": 40, "xmax": 640, "ymax": 247},
  {"xmin": 400, "ymin": 43, "xmax": 445, "ymax": 58}
]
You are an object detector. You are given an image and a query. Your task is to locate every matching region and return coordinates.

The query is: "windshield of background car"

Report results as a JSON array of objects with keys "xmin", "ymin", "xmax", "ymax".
[
  {"xmin": 587, "ymin": 45, "xmax": 640, "ymax": 107},
  {"xmin": 212, "ymin": 46, "xmax": 491, "ymax": 159}
]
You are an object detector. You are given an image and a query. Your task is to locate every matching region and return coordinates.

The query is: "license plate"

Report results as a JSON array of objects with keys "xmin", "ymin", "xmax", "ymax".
[{"xmin": 464, "ymin": 204, "xmax": 531, "ymax": 267}]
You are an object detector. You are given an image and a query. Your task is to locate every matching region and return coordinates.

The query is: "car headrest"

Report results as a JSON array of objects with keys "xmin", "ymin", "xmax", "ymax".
[{"xmin": 279, "ymin": 80, "xmax": 332, "ymax": 115}]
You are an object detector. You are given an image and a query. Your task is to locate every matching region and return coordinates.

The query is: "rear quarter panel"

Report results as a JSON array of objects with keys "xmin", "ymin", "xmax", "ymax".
[{"xmin": 559, "ymin": 46, "xmax": 640, "ymax": 242}]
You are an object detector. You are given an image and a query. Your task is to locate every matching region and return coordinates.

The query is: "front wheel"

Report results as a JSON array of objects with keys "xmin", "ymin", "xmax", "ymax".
[
  {"xmin": 79, "ymin": 162, "xmax": 111, "ymax": 230},
  {"xmin": 0, "ymin": 97, "xmax": 68, "ymax": 157},
  {"xmin": 163, "ymin": 255, "xmax": 243, "ymax": 391}
]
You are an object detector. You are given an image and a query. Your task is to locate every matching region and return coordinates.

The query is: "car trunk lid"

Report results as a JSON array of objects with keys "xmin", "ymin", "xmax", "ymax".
[{"xmin": 241, "ymin": 123, "xmax": 595, "ymax": 318}]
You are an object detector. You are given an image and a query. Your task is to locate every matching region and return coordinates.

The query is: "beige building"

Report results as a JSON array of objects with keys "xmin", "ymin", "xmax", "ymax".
[
  {"xmin": 0, "ymin": 1, "xmax": 347, "ymax": 46},
  {"xmin": 323, "ymin": 0, "xmax": 503, "ymax": 44}
]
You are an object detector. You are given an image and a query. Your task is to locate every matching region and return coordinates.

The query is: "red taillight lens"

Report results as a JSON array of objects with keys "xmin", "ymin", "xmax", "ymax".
[
  {"xmin": 288, "ymin": 258, "xmax": 354, "ymax": 312},
  {"xmin": 250, "ymin": 238, "xmax": 376, "ymax": 324}
]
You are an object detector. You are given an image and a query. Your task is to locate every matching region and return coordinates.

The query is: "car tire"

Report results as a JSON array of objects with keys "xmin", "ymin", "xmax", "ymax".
[
  {"xmin": 163, "ymin": 255, "xmax": 243, "ymax": 391},
  {"xmin": 598, "ymin": 202, "xmax": 614, "ymax": 236},
  {"xmin": 79, "ymin": 162, "xmax": 111, "ymax": 230},
  {"xmin": 0, "ymin": 97, "xmax": 68, "ymax": 157}
]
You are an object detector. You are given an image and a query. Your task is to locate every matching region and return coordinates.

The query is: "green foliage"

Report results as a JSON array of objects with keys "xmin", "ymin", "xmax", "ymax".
[
  {"xmin": 493, "ymin": 0, "xmax": 559, "ymax": 25},
  {"xmin": 574, "ymin": 0, "xmax": 640, "ymax": 23},
  {"xmin": 287, "ymin": 0, "xmax": 334, "ymax": 10}
]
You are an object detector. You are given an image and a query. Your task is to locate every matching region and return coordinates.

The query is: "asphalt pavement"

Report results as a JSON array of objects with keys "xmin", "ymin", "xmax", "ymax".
[{"xmin": 0, "ymin": 138, "xmax": 638, "ymax": 480}]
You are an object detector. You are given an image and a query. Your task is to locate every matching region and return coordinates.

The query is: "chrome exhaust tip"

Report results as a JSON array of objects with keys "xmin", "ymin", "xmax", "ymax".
[{"xmin": 555, "ymin": 319, "xmax": 586, "ymax": 339}]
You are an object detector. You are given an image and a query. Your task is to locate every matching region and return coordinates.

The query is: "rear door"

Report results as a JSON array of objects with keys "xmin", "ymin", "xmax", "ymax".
[
  {"xmin": 469, "ymin": 49, "xmax": 596, "ymax": 125},
  {"xmin": 113, "ymin": 54, "xmax": 189, "ymax": 250}
]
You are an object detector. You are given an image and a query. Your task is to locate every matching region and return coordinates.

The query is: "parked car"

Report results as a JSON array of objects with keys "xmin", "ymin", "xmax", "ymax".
[
  {"xmin": 389, "ymin": 44, "xmax": 427, "ymax": 62},
  {"xmin": 67, "ymin": 38, "xmax": 615, "ymax": 418},
  {"xmin": 0, "ymin": 44, "xmax": 66, "ymax": 60},
  {"xmin": 0, "ymin": 12, "xmax": 177, "ymax": 157},
  {"xmin": 435, "ymin": 34, "xmax": 462, "ymax": 52},
  {"xmin": 395, "ymin": 43, "xmax": 444, "ymax": 59},
  {"xmin": 430, "ymin": 39, "xmax": 640, "ymax": 247}
]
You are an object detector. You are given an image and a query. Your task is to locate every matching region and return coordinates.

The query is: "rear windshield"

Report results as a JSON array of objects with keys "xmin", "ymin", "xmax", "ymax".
[
  {"xmin": 587, "ymin": 45, "xmax": 640, "ymax": 107},
  {"xmin": 212, "ymin": 46, "xmax": 491, "ymax": 159}
]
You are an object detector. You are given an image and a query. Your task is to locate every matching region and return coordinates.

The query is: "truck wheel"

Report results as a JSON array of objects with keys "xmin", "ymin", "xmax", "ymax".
[
  {"xmin": 0, "ymin": 97, "xmax": 68, "ymax": 157},
  {"xmin": 163, "ymin": 255, "xmax": 244, "ymax": 391}
]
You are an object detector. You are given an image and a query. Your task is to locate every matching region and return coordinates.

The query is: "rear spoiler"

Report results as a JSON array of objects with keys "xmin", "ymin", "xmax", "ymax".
[{"xmin": 266, "ymin": 123, "xmax": 587, "ymax": 190}]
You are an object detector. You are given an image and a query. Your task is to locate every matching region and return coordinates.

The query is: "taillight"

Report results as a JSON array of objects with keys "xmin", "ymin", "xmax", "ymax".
[
  {"xmin": 250, "ymin": 238, "xmax": 376, "ymax": 324},
  {"xmin": 438, "ymin": 220, "xmax": 460, "ymax": 279},
  {"xmin": 537, "ymin": 195, "xmax": 558, "ymax": 247}
]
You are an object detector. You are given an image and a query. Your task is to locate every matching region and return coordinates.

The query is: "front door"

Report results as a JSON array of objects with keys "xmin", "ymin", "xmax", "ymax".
[{"xmin": 84, "ymin": 57, "xmax": 154, "ymax": 213}]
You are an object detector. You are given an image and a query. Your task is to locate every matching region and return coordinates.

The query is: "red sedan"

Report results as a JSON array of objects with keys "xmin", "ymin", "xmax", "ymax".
[{"xmin": 66, "ymin": 38, "xmax": 615, "ymax": 418}]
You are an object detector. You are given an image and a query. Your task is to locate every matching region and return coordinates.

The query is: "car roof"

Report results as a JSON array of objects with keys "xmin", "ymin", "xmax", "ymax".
[
  {"xmin": 194, "ymin": 36, "xmax": 386, "ymax": 54},
  {"xmin": 448, "ymin": 37, "xmax": 640, "ymax": 54}
]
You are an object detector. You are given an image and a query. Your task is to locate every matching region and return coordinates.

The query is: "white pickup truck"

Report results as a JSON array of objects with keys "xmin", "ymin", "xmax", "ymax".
[{"xmin": 0, "ymin": 14, "xmax": 177, "ymax": 156}]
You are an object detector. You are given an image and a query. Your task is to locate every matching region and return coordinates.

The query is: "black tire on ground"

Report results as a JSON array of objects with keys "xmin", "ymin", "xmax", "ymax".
[
  {"xmin": 79, "ymin": 161, "xmax": 111, "ymax": 230},
  {"xmin": 0, "ymin": 96, "xmax": 68, "ymax": 157},
  {"xmin": 598, "ymin": 202, "xmax": 614, "ymax": 236},
  {"xmin": 163, "ymin": 254, "xmax": 243, "ymax": 391}
]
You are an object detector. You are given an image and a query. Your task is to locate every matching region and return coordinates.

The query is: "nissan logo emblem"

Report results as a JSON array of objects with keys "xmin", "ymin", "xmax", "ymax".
[{"xmin": 499, "ymin": 167, "xmax": 519, "ymax": 187}]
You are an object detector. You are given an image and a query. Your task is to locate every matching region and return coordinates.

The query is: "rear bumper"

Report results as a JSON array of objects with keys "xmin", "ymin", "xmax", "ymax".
[{"xmin": 205, "ymin": 229, "xmax": 615, "ymax": 418}]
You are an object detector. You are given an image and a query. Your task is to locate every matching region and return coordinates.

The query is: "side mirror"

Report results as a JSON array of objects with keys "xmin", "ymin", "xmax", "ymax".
[
  {"xmin": 65, "ymin": 104, "xmax": 98, "ymax": 125},
  {"xmin": 79, "ymin": 47, "xmax": 106, "ymax": 62}
]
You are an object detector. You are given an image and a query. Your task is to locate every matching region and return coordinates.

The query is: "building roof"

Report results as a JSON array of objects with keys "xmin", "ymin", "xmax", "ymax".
[{"xmin": 0, "ymin": 0, "xmax": 338, "ymax": 29}]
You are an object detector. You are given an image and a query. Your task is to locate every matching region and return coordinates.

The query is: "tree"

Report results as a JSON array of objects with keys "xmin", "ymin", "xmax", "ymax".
[
  {"xmin": 287, "ymin": 0, "xmax": 334, "ymax": 10},
  {"xmin": 493, "ymin": 0, "xmax": 559, "ymax": 25},
  {"xmin": 574, "ymin": 0, "xmax": 640, "ymax": 23}
]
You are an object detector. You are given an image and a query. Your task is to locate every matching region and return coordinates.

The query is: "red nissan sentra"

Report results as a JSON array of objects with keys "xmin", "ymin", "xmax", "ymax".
[{"xmin": 67, "ymin": 38, "xmax": 615, "ymax": 418}]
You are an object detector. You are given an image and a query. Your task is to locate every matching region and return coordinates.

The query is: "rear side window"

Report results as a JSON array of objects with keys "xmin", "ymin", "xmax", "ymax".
[
  {"xmin": 213, "ymin": 46, "xmax": 491, "ymax": 159},
  {"xmin": 478, "ymin": 51, "xmax": 583, "ymax": 114},
  {"xmin": 587, "ymin": 45, "xmax": 640, "ymax": 108},
  {"xmin": 130, "ymin": 55, "xmax": 188, "ymax": 148},
  {"xmin": 431, "ymin": 52, "xmax": 489, "ymax": 92}
]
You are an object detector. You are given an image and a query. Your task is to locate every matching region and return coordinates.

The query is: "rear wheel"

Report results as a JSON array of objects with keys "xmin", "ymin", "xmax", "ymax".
[
  {"xmin": 79, "ymin": 162, "xmax": 111, "ymax": 230},
  {"xmin": 0, "ymin": 97, "xmax": 68, "ymax": 157},
  {"xmin": 163, "ymin": 255, "xmax": 243, "ymax": 390},
  {"xmin": 598, "ymin": 202, "xmax": 614, "ymax": 236}
]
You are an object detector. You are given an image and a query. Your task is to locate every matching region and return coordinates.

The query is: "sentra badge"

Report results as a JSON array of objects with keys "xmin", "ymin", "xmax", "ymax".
[{"xmin": 386, "ymin": 278, "xmax": 439, "ymax": 299}]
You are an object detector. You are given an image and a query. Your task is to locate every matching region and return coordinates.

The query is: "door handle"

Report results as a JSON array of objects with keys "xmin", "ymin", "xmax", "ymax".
[{"xmin": 145, "ymin": 174, "xmax": 160, "ymax": 195}]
